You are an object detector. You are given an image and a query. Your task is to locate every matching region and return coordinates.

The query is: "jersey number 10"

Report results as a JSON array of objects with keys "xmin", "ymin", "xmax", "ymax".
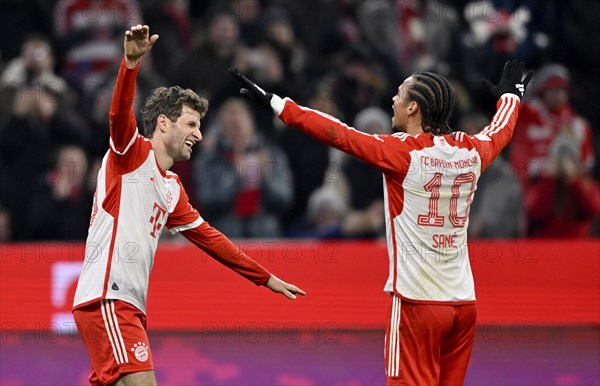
[{"xmin": 417, "ymin": 172, "xmax": 476, "ymax": 228}]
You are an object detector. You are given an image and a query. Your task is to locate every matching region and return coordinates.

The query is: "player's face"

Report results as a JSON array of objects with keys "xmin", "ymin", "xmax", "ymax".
[
  {"xmin": 391, "ymin": 77, "xmax": 413, "ymax": 132},
  {"xmin": 165, "ymin": 105, "xmax": 202, "ymax": 161}
]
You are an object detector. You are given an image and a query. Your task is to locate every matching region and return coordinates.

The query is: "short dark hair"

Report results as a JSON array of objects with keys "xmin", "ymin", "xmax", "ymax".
[
  {"xmin": 141, "ymin": 86, "xmax": 209, "ymax": 138},
  {"xmin": 404, "ymin": 72, "xmax": 455, "ymax": 136}
]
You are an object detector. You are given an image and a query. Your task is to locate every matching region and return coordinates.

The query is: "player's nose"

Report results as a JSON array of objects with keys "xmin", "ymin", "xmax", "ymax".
[{"xmin": 193, "ymin": 127, "xmax": 202, "ymax": 141}]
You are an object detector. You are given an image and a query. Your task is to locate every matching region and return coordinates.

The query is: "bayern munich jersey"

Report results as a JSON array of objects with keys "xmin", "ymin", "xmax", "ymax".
[
  {"xmin": 272, "ymin": 93, "xmax": 521, "ymax": 303},
  {"xmin": 73, "ymin": 60, "xmax": 270, "ymax": 313}
]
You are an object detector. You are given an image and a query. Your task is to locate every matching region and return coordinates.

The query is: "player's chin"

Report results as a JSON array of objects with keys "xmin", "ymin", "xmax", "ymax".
[{"xmin": 176, "ymin": 150, "xmax": 192, "ymax": 161}]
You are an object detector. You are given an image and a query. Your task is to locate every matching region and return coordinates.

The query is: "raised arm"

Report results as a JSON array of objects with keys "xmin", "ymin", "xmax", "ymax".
[
  {"xmin": 109, "ymin": 25, "xmax": 158, "ymax": 154},
  {"xmin": 472, "ymin": 60, "xmax": 533, "ymax": 170}
]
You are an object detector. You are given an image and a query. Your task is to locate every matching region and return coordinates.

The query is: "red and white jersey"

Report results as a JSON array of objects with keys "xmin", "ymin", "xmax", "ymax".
[
  {"xmin": 273, "ymin": 93, "xmax": 521, "ymax": 303},
  {"xmin": 74, "ymin": 60, "xmax": 270, "ymax": 313}
]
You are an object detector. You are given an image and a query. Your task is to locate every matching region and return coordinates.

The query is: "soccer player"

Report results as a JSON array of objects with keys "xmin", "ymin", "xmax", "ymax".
[
  {"xmin": 230, "ymin": 61, "xmax": 532, "ymax": 385},
  {"xmin": 72, "ymin": 25, "xmax": 305, "ymax": 386}
]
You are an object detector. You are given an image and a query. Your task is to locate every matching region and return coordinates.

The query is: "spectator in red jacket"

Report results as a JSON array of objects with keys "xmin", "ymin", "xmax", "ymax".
[
  {"xmin": 509, "ymin": 63, "xmax": 598, "ymax": 236},
  {"xmin": 510, "ymin": 64, "xmax": 595, "ymax": 185},
  {"xmin": 527, "ymin": 131, "xmax": 600, "ymax": 237}
]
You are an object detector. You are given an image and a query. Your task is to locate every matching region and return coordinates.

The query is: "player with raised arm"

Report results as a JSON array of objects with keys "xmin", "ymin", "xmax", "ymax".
[
  {"xmin": 72, "ymin": 25, "xmax": 305, "ymax": 386},
  {"xmin": 230, "ymin": 61, "xmax": 532, "ymax": 385}
]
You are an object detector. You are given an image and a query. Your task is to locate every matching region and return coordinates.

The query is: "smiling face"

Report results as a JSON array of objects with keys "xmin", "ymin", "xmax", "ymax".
[{"xmin": 163, "ymin": 105, "xmax": 202, "ymax": 161}]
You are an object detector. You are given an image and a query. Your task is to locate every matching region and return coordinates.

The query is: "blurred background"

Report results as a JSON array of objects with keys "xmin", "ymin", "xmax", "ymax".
[{"xmin": 0, "ymin": 0, "xmax": 598, "ymax": 385}]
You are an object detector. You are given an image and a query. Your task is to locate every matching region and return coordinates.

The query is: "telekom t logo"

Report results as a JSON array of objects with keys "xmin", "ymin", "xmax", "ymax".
[{"xmin": 149, "ymin": 202, "xmax": 167, "ymax": 238}]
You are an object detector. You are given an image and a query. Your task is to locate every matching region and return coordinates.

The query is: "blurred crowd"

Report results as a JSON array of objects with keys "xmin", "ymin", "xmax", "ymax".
[{"xmin": 0, "ymin": 0, "xmax": 598, "ymax": 242}]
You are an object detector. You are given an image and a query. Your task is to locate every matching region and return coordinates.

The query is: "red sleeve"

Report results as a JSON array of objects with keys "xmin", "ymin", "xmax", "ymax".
[
  {"xmin": 469, "ymin": 93, "xmax": 521, "ymax": 171},
  {"xmin": 181, "ymin": 222, "xmax": 272, "ymax": 286},
  {"xmin": 109, "ymin": 58, "xmax": 140, "ymax": 155},
  {"xmin": 166, "ymin": 176, "xmax": 203, "ymax": 233},
  {"xmin": 277, "ymin": 99, "xmax": 414, "ymax": 175}
]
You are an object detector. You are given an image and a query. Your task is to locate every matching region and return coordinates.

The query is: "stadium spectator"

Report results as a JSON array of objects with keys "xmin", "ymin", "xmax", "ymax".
[
  {"xmin": 509, "ymin": 64, "xmax": 596, "ymax": 237},
  {"xmin": 510, "ymin": 64, "xmax": 595, "ymax": 183},
  {"xmin": 0, "ymin": 84, "xmax": 91, "ymax": 240},
  {"xmin": 459, "ymin": 0, "xmax": 559, "ymax": 113},
  {"xmin": 167, "ymin": 9, "xmax": 242, "ymax": 100},
  {"xmin": 1, "ymin": 34, "xmax": 72, "ymax": 120},
  {"xmin": 24, "ymin": 145, "xmax": 93, "ymax": 240},
  {"xmin": 277, "ymin": 80, "xmax": 335, "ymax": 228},
  {"xmin": 287, "ymin": 185, "xmax": 384, "ymax": 240},
  {"xmin": 331, "ymin": 45, "xmax": 389, "ymax": 124},
  {"xmin": 526, "ymin": 128, "xmax": 600, "ymax": 237},
  {"xmin": 193, "ymin": 98, "xmax": 293, "ymax": 238},
  {"xmin": 212, "ymin": 38, "xmax": 299, "ymax": 137},
  {"xmin": 141, "ymin": 0, "xmax": 193, "ymax": 76},
  {"xmin": 1, "ymin": 34, "xmax": 68, "ymax": 94},
  {"xmin": 52, "ymin": 0, "xmax": 143, "ymax": 92},
  {"xmin": 229, "ymin": 0, "xmax": 265, "ymax": 47},
  {"xmin": 263, "ymin": 16, "xmax": 309, "ymax": 84},
  {"xmin": 0, "ymin": 0, "xmax": 52, "ymax": 63}
]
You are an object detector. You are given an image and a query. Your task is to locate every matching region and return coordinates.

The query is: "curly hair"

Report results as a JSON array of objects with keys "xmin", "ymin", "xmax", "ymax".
[
  {"xmin": 141, "ymin": 86, "xmax": 209, "ymax": 138},
  {"xmin": 404, "ymin": 72, "xmax": 456, "ymax": 136}
]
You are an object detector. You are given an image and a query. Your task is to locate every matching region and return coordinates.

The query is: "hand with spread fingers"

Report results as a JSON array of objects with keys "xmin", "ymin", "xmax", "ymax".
[
  {"xmin": 124, "ymin": 24, "xmax": 159, "ymax": 68},
  {"xmin": 482, "ymin": 59, "xmax": 533, "ymax": 99}
]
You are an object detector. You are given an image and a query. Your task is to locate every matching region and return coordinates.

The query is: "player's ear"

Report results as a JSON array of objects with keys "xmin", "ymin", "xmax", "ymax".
[
  {"xmin": 407, "ymin": 101, "xmax": 419, "ymax": 116},
  {"xmin": 157, "ymin": 114, "xmax": 168, "ymax": 133}
]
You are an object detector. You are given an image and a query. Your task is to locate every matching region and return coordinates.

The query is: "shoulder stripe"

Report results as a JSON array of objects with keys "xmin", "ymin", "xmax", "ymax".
[
  {"xmin": 110, "ymin": 129, "xmax": 139, "ymax": 155},
  {"xmin": 481, "ymin": 100, "xmax": 510, "ymax": 136},
  {"xmin": 391, "ymin": 132, "xmax": 410, "ymax": 141},
  {"xmin": 481, "ymin": 96, "xmax": 517, "ymax": 137},
  {"xmin": 454, "ymin": 131, "xmax": 466, "ymax": 142}
]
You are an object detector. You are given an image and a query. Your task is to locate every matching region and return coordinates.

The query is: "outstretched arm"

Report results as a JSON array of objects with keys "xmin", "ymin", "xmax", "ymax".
[
  {"xmin": 228, "ymin": 67, "xmax": 409, "ymax": 174},
  {"xmin": 109, "ymin": 25, "xmax": 158, "ymax": 155},
  {"xmin": 181, "ymin": 222, "xmax": 306, "ymax": 300}
]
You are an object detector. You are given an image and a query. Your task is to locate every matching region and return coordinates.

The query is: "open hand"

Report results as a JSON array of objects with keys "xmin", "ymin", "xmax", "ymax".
[
  {"xmin": 265, "ymin": 275, "xmax": 306, "ymax": 300},
  {"xmin": 124, "ymin": 25, "xmax": 158, "ymax": 68},
  {"xmin": 482, "ymin": 60, "xmax": 533, "ymax": 99}
]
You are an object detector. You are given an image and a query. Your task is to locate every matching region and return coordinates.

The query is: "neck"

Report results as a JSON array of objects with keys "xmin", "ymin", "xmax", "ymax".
[
  {"xmin": 150, "ymin": 137, "xmax": 173, "ymax": 173},
  {"xmin": 406, "ymin": 119, "xmax": 424, "ymax": 136}
]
